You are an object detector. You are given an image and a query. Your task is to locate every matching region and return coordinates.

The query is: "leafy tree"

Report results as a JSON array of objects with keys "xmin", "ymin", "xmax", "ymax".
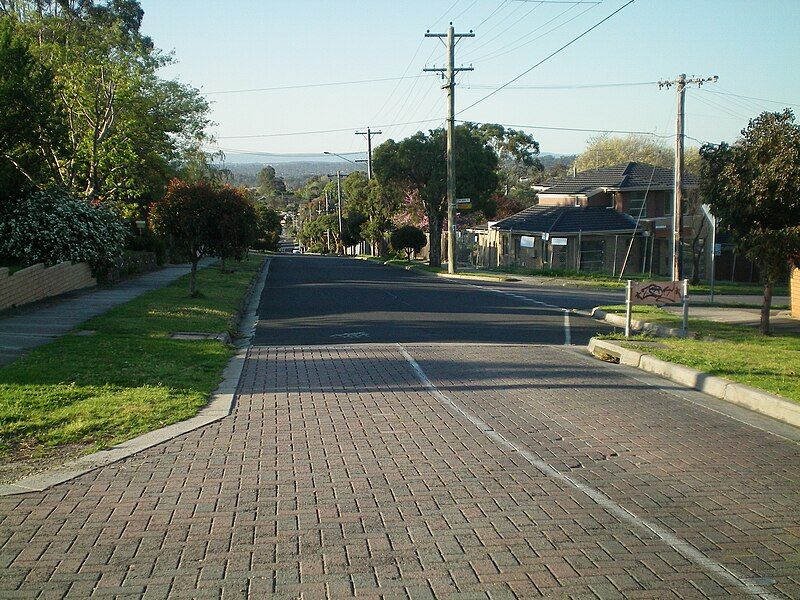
[
  {"xmin": 0, "ymin": 16, "xmax": 64, "ymax": 201},
  {"xmin": 701, "ymin": 109, "xmax": 800, "ymax": 334},
  {"xmin": 477, "ymin": 123, "xmax": 541, "ymax": 194},
  {"xmin": 341, "ymin": 212, "xmax": 367, "ymax": 249},
  {"xmin": 373, "ymin": 124, "xmax": 499, "ymax": 267},
  {"xmin": 253, "ymin": 202, "xmax": 282, "ymax": 251},
  {"xmin": 342, "ymin": 171, "xmax": 398, "ymax": 255},
  {"xmin": 150, "ymin": 179, "xmax": 217, "ymax": 296},
  {"xmin": 3, "ymin": 1, "xmax": 209, "ymax": 212},
  {"xmin": 574, "ymin": 134, "xmax": 672, "ymax": 172},
  {"xmin": 207, "ymin": 186, "xmax": 257, "ymax": 270},
  {"xmin": 256, "ymin": 165, "xmax": 286, "ymax": 197},
  {"xmin": 390, "ymin": 225, "xmax": 427, "ymax": 261}
]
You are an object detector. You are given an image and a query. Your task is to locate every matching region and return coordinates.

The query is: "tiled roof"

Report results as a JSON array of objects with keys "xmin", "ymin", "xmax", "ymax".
[
  {"xmin": 540, "ymin": 162, "xmax": 698, "ymax": 195},
  {"xmin": 492, "ymin": 205, "xmax": 638, "ymax": 234}
]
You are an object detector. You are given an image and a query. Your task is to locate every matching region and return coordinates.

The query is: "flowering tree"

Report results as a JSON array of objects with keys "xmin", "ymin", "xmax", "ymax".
[{"xmin": 0, "ymin": 188, "xmax": 127, "ymax": 270}]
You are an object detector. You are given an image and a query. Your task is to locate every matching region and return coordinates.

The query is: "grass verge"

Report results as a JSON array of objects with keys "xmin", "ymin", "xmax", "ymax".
[
  {"xmin": 494, "ymin": 266, "xmax": 787, "ymax": 296},
  {"xmin": 0, "ymin": 256, "xmax": 263, "ymax": 463},
  {"xmin": 597, "ymin": 305, "xmax": 800, "ymax": 403}
]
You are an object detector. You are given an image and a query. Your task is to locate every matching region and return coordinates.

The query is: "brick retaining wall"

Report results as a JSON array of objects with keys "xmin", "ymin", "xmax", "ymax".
[{"xmin": 0, "ymin": 262, "xmax": 96, "ymax": 311}]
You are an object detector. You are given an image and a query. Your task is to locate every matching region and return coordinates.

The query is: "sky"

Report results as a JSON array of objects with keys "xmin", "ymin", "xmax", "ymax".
[{"xmin": 138, "ymin": 0, "xmax": 800, "ymax": 162}]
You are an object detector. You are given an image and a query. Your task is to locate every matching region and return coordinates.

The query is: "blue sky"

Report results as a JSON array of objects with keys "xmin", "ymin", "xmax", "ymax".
[{"xmin": 139, "ymin": 0, "xmax": 800, "ymax": 160}]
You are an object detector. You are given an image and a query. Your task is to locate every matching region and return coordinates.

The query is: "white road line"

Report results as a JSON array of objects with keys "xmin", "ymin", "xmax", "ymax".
[{"xmin": 396, "ymin": 343, "xmax": 779, "ymax": 600}]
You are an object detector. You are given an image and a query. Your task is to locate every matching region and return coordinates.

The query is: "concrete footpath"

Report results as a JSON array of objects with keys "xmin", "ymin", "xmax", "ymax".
[{"xmin": 0, "ymin": 260, "xmax": 213, "ymax": 367}]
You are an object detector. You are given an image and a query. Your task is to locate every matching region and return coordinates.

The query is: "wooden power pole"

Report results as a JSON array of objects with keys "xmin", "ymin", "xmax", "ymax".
[
  {"xmin": 659, "ymin": 74, "xmax": 718, "ymax": 281},
  {"xmin": 355, "ymin": 127, "xmax": 382, "ymax": 179},
  {"xmin": 424, "ymin": 24, "xmax": 474, "ymax": 274}
]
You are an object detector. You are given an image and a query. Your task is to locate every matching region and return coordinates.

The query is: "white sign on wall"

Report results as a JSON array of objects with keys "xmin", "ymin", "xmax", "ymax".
[
  {"xmin": 551, "ymin": 237, "xmax": 568, "ymax": 246},
  {"xmin": 520, "ymin": 236, "xmax": 535, "ymax": 248}
]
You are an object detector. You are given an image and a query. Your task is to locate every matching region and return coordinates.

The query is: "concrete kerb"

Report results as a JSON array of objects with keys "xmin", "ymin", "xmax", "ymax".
[
  {"xmin": 0, "ymin": 257, "xmax": 272, "ymax": 497},
  {"xmin": 588, "ymin": 337, "xmax": 800, "ymax": 429},
  {"xmin": 582, "ymin": 307, "xmax": 692, "ymax": 338}
]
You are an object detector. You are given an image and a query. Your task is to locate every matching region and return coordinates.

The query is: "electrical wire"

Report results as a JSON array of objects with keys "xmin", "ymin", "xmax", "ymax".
[
  {"xmin": 472, "ymin": 0, "xmax": 511, "ymax": 30},
  {"xmin": 471, "ymin": 1, "xmax": 598, "ymax": 63},
  {"xmin": 455, "ymin": 118, "xmax": 665, "ymax": 136},
  {"xmin": 203, "ymin": 75, "xmax": 430, "ymax": 96},
  {"xmin": 458, "ymin": 0, "xmax": 637, "ymax": 115},
  {"xmin": 702, "ymin": 87, "xmax": 800, "ymax": 110},
  {"xmin": 215, "ymin": 118, "xmax": 445, "ymax": 140},
  {"xmin": 463, "ymin": 80, "xmax": 656, "ymax": 89}
]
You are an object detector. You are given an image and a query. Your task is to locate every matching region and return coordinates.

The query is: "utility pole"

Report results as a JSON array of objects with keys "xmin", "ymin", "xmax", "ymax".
[
  {"xmin": 659, "ymin": 73, "xmax": 718, "ymax": 281},
  {"xmin": 355, "ymin": 127, "xmax": 382, "ymax": 179},
  {"xmin": 328, "ymin": 172, "xmax": 344, "ymax": 254},
  {"xmin": 424, "ymin": 23, "xmax": 474, "ymax": 274}
]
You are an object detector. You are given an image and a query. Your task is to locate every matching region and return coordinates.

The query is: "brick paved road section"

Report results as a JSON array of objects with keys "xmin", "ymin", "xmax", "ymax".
[{"xmin": 0, "ymin": 344, "xmax": 798, "ymax": 598}]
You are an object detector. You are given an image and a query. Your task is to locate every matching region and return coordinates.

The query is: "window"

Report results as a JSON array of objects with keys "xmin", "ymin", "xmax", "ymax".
[
  {"xmin": 580, "ymin": 240, "xmax": 605, "ymax": 271},
  {"xmin": 628, "ymin": 197, "xmax": 646, "ymax": 217},
  {"xmin": 663, "ymin": 193, "xmax": 673, "ymax": 216}
]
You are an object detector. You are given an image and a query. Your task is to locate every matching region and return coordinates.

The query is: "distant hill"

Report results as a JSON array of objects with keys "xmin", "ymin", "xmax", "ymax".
[{"xmin": 226, "ymin": 161, "xmax": 366, "ymax": 189}]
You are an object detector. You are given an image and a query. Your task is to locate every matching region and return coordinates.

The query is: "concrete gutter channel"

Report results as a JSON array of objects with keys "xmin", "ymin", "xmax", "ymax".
[
  {"xmin": 0, "ymin": 256, "xmax": 272, "ymax": 496},
  {"xmin": 583, "ymin": 311, "xmax": 800, "ymax": 429}
]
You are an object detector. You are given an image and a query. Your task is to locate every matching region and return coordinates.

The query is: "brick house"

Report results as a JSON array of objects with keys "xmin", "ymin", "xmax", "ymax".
[{"xmin": 475, "ymin": 162, "xmax": 702, "ymax": 276}]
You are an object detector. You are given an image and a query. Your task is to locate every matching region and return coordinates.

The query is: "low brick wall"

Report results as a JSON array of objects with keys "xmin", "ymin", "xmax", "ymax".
[
  {"xmin": 792, "ymin": 266, "xmax": 800, "ymax": 319},
  {"xmin": 0, "ymin": 262, "xmax": 96, "ymax": 311}
]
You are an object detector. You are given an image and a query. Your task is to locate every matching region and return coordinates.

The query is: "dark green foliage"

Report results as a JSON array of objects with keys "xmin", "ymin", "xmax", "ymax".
[
  {"xmin": 0, "ymin": 188, "xmax": 128, "ymax": 271},
  {"xmin": 253, "ymin": 203, "xmax": 282, "ymax": 251},
  {"xmin": 207, "ymin": 187, "xmax": 257, "ymax": 264},
  {"xmin": 701, "ymin": 109, "xmax": 800, "ymax": 333},
  {"xmin": 391, "ymin": 225, "xmax": 427, "ymax": 261},
  {"xmin": 0, "ymin": 16, "xmax": 65, "ymax": 201},
  {"xmin": 373, "ymin": 124, "xmax": 499, "ymax": 267}
]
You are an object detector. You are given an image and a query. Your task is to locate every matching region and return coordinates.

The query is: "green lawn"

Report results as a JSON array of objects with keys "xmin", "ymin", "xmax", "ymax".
[
  {"xmin": 494, "ymin": 265, "xmax": 787, "ymax": 296},
  {"xmin": 0, "ymin": 256, "xmax": 263, "ymax": 459},
  {"xmin": 599, "ymin": 305, "xmax": 800, "ymax": 403}
]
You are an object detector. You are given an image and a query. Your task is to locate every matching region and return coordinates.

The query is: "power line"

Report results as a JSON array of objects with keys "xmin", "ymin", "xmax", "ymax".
[
  {"xmin": 203, "ymin": 75, "xmax": 430, "ymax": 96},
  {"xmin": 473, "ymin": 0, "xmax": 511, "ymax": 30},
  {"xmin": 458, "ymin": 0, "xmax": 637, "ymax": 115},
  {"xmin": 701, "ymin": 87, "xmax": 800, "ymax": 110},
  {"xmin": 463, "ymin": 80, "xmax": 656, "ymax": 90},
  {"xmin": 455, "ymin": 118, "xmax": 665, "ymax": 136},
  {"xmin": 214, "ymin": 118, "xmax": 444, "ymax": 140},
  {"xmin": 209, "ymin": 148, "xmax": 366, "ymax": 158},
  {"xmin": 471, "ymin": 2, "xmax": 599, "ymax": 63}
]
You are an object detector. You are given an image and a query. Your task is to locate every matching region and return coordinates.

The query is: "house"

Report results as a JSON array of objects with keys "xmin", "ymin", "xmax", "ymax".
[{"xmin": 476, "ymin": 162, "xmax": 702, "ymax": 276}]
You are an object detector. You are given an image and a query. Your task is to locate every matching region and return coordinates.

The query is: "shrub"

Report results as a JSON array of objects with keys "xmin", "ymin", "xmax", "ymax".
[
  {"xmin": 390, "ymin": 225, "xmax": 427, "ymax": 261},
  {"xmin": 126, "ymin": 228, "xmax": 167, "ymax": 265},
  {"xmin": 0, "ymin": 188, "xmax": 127, "ymax": 271}
]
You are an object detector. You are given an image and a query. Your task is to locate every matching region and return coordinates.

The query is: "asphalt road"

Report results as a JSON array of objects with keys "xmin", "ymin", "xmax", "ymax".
[{"xmin": 254, "ymin": 255, "xmax": 615, "ymax": 346}]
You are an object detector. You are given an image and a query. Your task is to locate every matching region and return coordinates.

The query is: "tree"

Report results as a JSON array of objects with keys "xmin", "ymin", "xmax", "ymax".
[
  {"xmin": 477, "ymin": 123, "xmax": 542, "ymax": 195},
  {"xmin": 256, "ymin": 165, "xmax": 286, "ymax": 197},
  {"xmin": 373, "ymin": 124, "xmax": 499, "ymax": 267},
  {"xmin": 341, "ymin": 212, "xmax": 367, "ymax": 249},
  {"xmin": 207, "ymin": 186, "xmax": 257, "ymax": 270},
  {"xmin": 3, "ymin": 1, "xmax": 209, "ymax": 212},
  {"xmin": 342, "ymin": 171, "xmax": 398, "ymax": 255},
  {"xmin": 573, "ymin": 133, "xmax": 703, "ymax": 176},
  {"xmin": 391, "ymin": 225, "xmax": 427, "ymax": 261},
  {"xmin": 701, "ymin": 109, "xmax": 800, "ymax": 334},
  {"xmin": 574, "ymin": 134, "xmax": 672, "ymax": 172},
  {"xmin": 253, "ymin": 202, "xmax": 282, "ymax": 251},
  {"xmin": 150, "ymin": 179, "xmax": 217, "ymax": 296},
  {"xmin": 0, "ymin": 16, "xmax": 64, "ymax": 201}
]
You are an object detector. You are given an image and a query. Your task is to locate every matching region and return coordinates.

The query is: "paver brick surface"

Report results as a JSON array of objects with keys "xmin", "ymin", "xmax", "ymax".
[{"xmin": 0, "ymin": 343, "xmax": 797, "ymax": 598}]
